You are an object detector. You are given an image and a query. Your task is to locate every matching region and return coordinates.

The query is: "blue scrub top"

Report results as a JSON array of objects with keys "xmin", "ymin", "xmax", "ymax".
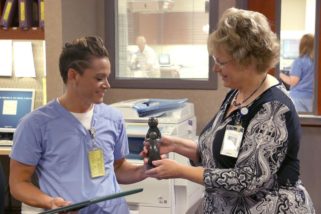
[
  {"xmin": 289, "ymin": 55, "xmax": 314, "ymax": 98},
  {"xmin": 10, "ymin": 100, "xmax": 130, "ymax": 214}
]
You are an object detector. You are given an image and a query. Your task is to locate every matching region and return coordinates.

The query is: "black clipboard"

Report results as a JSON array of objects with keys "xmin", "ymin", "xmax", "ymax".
[{"xmin": 39, "ymin": 188, "xmax": 143, "ymax": 214}]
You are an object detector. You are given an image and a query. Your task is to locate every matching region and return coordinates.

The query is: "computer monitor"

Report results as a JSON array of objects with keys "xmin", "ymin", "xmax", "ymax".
[
  {"xmin": 159, "ymin": 54, "xmax": 171, "ymax": 66},
  {"xmin": 0, "ymin": 88, "xmax": 35, "ymax": 134},
  {"xmin": 282, "ymin": 39, "xmax": 300, "ymax": 59}
]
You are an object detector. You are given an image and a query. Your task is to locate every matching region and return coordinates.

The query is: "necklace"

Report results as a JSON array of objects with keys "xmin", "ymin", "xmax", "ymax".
[{"xmin": 232, "ymin": 74, "xmax": 267, "ymax": 108}]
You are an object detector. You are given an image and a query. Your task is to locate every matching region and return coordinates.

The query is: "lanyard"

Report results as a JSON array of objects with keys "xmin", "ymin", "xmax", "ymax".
[{"xmin": 89, "ymin": 127, "xmax": 97, "ymax": 148}]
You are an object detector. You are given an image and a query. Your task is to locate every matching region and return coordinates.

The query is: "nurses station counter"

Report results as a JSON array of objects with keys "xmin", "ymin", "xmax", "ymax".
[
  {"xmin": 111, "ymin": 99, "xmax": 204, "ymax": 214},
  {"xmin": 298, "ymin": 115, "xmax": 321, "ymax": 214},
  {"xmin": 1, "ymin": 109, "xmax": 321, "ymax": 213}
]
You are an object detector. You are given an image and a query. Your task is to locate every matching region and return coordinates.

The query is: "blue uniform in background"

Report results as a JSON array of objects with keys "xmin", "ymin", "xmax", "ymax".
[
  {"xmin": 10, "ymin": 100, "xmax": 130, "ymax": 214},
  {"xmin": 289, "ymin": 55, "xmax": 314, "ymax": 112}
]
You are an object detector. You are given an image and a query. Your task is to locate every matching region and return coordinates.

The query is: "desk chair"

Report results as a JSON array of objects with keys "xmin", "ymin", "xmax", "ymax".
[{"xmin": 0, "ymin": 162, "xmax": 5, "ymax": 214}]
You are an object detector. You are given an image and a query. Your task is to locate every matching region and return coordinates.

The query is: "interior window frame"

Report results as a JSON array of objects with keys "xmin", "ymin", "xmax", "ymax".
[
  {"xmin": 243, "ymin": 0, "xmax": 321, "ymax": 116},
  {"xmin": 275, "ymin": 0, "xmax": 320, "ymax": 115},
  {"xmin": 104, "ymin": 0, "xmax": 219, "ymax": 90}
]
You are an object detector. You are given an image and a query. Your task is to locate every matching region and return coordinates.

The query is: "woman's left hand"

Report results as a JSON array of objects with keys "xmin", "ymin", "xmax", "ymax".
[{"xmin": 145, "ymin": 158, "xmax": 182, "ymax": 179}]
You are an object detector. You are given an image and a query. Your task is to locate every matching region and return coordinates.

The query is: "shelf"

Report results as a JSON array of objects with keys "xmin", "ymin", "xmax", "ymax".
[{"xmin": 0, "ymin": 27, "xmax": 44, "ymax": 40}]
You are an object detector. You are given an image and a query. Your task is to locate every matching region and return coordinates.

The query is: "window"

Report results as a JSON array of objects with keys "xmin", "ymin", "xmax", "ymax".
[
  {"xmin": 104, "ymin": 0, "xmax": 218, "ymax": 89},
  {"xmin": 279, "ymin": 0, "xmax": 317, "ymax": 114},
  {"xmin": 246, "ymin": 0, "xmax": 321, "ymax": 116}
]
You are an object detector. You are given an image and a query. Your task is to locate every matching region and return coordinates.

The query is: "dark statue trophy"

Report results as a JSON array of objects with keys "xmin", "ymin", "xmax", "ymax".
[{"xmin": 146, "ymin": 117, "xmax": 161, "ymax": 168}]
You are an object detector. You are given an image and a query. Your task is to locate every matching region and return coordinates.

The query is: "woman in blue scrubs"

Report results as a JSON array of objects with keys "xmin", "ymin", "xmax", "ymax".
[
  {"xmin": 280, "ymin": 34, "xmax": 315, "ymax": 112},
  {"xmin": 9, "ymin": 36, "xmax": 147, "ymax": 213}
]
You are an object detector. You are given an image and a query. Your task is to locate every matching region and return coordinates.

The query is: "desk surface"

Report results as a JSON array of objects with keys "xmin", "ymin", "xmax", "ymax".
[{"xmin": 0, "ymin": 147, "xmax": 11, "ymax": 155}]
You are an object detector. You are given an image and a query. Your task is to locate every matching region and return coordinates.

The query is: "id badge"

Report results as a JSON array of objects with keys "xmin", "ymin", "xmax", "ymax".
[
  {"xmin": 220, "ymin": 125, "xmax": 244, "ymax": 158},
  {"xmin": 88, "ymin": 148, "xmax": 105, "ymax": 178}
]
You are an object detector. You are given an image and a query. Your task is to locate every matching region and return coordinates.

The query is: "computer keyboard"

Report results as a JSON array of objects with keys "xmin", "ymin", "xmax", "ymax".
[{"xmin": 0, "ymin": 140, "xmax": 13, "ymax": 146}]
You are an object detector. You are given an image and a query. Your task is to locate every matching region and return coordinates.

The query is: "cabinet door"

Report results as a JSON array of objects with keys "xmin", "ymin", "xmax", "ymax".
[
  {"xmin": 247, "ymin": 0, "xmax": 278, "ymax": 76},
  {"xmin": 247, "ymin": 0, "xmax": 278, "ymax": 32}
]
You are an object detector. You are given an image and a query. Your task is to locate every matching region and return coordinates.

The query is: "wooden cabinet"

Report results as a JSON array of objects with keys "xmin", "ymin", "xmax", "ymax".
[
  {"xmin": 0, "ymin": 0, "xmax": 44, "ymax": 40},
  {"xmin": 128, "ymin": 12, "xmax": 208, "ymax": 45}
]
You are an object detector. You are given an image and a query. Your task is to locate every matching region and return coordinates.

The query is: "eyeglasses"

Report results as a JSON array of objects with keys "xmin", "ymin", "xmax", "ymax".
[{"xmin": 211, "ymin": 56, "xmax": 233, "ymax": 69}]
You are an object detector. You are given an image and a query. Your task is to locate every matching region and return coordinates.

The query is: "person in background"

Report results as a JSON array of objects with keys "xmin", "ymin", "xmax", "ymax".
[
  {"xmin": 130, "ymin": 36, "xmax": 159, "ymax": 77},
  {"xmin": 143, "ymin": 8, "xmax": 315, "ymax": 213},
  {"xmin": 279, "ymin": 34, "xmax": 315, "ymax": 112},
  {"xmin": 9, "ymin": 36, "xmax": 147, "ymax": 214}
]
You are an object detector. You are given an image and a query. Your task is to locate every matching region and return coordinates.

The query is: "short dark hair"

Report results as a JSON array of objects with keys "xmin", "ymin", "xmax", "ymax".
[{"xmin": 59, "ymin": 36, "xmax": 109, "ymax": 84}]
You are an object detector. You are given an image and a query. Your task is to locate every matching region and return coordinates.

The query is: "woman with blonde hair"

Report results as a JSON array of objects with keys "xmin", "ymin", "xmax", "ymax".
[{"xmin": 144, "ymin": 8, "xmax": 315, "ymax": 213}]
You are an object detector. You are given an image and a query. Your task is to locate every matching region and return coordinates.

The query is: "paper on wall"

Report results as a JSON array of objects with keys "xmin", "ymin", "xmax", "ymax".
[
  {"xmin": 0, "ymin": 40, "xmax": 13, "ymax": 76},
  {"xmin": 13, "ymin": 41, "xmax": 36, "ymax": 77}
]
